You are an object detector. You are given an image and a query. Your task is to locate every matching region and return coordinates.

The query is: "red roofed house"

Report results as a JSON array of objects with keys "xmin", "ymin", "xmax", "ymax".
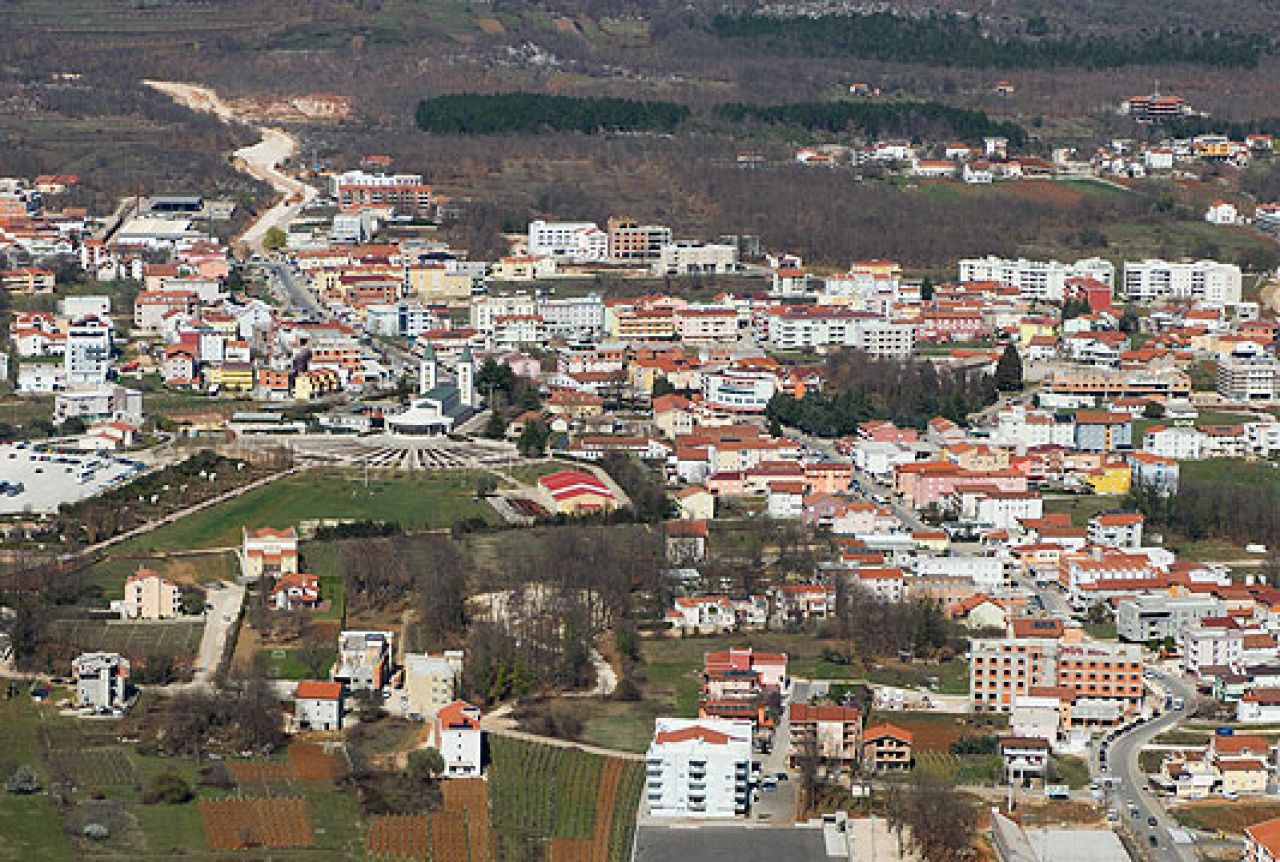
[
  {"xmin": 271, "ymin": 572, "xmax": 322, "ymax": 611},
  {"xmin": 242, "ymin": 526, "xmax": 299, "ymax": 579},
  {"xmin": 430, "ymin": 699, "xmax": 483, "ymax": 777},
  {"xmin": 862, "ymin": 723, "xmax": 913, "ymax": 772},
  {"xmin": 788, "ymin": 703, "xmax": 863, "ymax": 772},
  {"xmin": 1246, "ymin": 816, "xmax": 1280, "ymax": 862},
  {"xmin": 646, "ymin": 718, "xmax": 753, "ymax": 817},
  {"xmin": 295, "ymin": 680, "xmax": 343, "ymax": 731},
  {"xmin": 536, "ymin": 469, "xmax": 616, "ymax": 515}
]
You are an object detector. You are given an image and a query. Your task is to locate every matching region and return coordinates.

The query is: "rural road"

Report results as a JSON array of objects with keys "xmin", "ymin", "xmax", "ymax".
[
  {"xmin": 188, "ymin": 581, "xmax": 245, "ymax": 690},
  {"xmin": 143, "ymin": 79, "xmax": 317, "ymax": 252}
]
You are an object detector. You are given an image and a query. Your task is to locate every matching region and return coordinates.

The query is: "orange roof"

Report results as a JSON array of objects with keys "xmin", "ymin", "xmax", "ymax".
[
  {"xmin": 436, "ymin": 699, "xmax": 481, "ymax": 730},
  {"xmin": 654, "ymin": 724, "xmax": 734, "ymax": 745},
  {"xmin": 1246, "ymin": 817, "xmax": 1280, "ymax": 854},
  {"xmin": 790, "ymin": 703, "xmax": 861, "ymax": 723},
  {"xmin": 296, "ymin": 680, "xmax": 342, "ymax": 700},
  {"xmin": 864, "ymin": 723, "xmax": 913, "ymax": 744}
]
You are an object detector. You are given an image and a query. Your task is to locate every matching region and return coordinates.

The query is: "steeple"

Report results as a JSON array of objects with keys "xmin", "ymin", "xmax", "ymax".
[
  {"xmin": 419, "ymin": 344, "xmax": 438, "ymax": 395},
  {"xmin": 458, "ymin": 345, "xmax": 476, "ymax": 407}
]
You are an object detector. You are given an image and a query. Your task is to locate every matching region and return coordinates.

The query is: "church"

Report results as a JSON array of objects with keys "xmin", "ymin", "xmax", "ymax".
[{"xmin": 386, "ymin": 345, "xmax": 478, "ymax": 436}]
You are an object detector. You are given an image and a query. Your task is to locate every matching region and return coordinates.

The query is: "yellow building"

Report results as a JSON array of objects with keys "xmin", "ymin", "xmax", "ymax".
[
  {"xmin": 407, "ymin": 265, "xmax": 474, "ymax": 302},
  {"xmin": 205, "ymin": 362, "xmax": 255, "ymax": 393},
  {"xmin": 292, "ymin": 368, "xmax": 343, "ymax": 401},
  {"xmin": 1018, "ymin": 319, "xmax": 1058, "ymax": 349},
  {"xmin": 1084, "ymin": 463, "xmax": 1132, "ymax": 495}
]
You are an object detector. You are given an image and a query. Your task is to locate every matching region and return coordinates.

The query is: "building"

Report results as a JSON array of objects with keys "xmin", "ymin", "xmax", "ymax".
[
  {"xmin": 430, "ymin": 700, "xmax": 484, "ymax": 777},
  {"xmin": 999, "ymin": 737, "xmax": 1051, "ymax": 783},
  {"xmin": 957, "ymin": 256, "xmax": 1114, "ymax": 302},
  {"xmin": 64, "ymin": 316, "xmax": 111, "ymax": 386},
  {"xmin": 607, "ymin": 218, "xmax": 672, "ymax": 263},
  {"xmin": 645, "ymin": 718, "xmax": 753, "ymax": 818},
  {"xmin": 526, "ymin": 220, "xmax": 608, "ymax": 262},
  {"xmin": 971, "ymin": 638, "xmax": 1143, "ymax": 724},
  {"xmin": 398, "ymin": 650, "xmax": 464, "ymax": 720},
  {"xmin": 73, "ymin": 652, "xmax": 129, "ymax": 711},
  {"xmin": 788, "ymin": 703, "xmax": 863, "ymax": 773},
  {"xmin": 242, "ymin": 527, "xmax": 300, "ymax": 579},
  {"xmin": 1087, "ymin": 512, "xmax": 1144, "ymax": 548},
  {"xmin": 1245, "ymin": 817, "xmax": 1280, "ymax": 862},
  {"xmin": 536, "ymin": 469, "xmax": 616, "ymax": 515},
  {"xmin": 121, "ymin": 569, "xmax": 181, "ymax": 620},
  {"xmin": 1238, "ymin": 688, "xmax": 1280, "ymax": 724},
  {"xmin": 332, "ymin": 630, "xmax": 394, "ymax": 691},
  {"xmin": 1122, "ymin": 259, "xmax": 1243, "ymax": 307},
  {"xmin": 652, "ymin": 242, "xmax": 740, "ymax": 276},
  {"xmin": 332, "ymin": 170, "xmax": 433, "ymax": 216},
  {"xmin": 1218, "ymin": 355, "xmax": 1280, "ymax": 403},
  {"xmin": 862, "ymin": 723, "xmax": 913, "ymax": 772},
  {"xmin": 295, "ymin": 680, "xmax": 343, "ymax": 731},
  {"xmin": 386, "ymin": 346, "xmax": 477, "ymax": 435},
  {"xmin": 269, "ymin": 572, "xmax": 321, "ymax": 610},
  {"xmin": 53, "ymin": 384, "xmax": 142, "ymax": 426},
  {"xmin": 1116, "ymin": 595, "xmax": 1222, "ymax": 643}
]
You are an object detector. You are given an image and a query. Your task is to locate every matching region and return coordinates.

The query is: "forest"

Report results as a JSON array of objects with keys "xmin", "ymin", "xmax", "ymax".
[
  {"xmin": 766, "ymin": 349, "xmax": 998, "ymax": 435},
  {"xmin": 1129, "ymin": 463, "xmax": 1280, "ymax": 552},
  {"xmin": 717, "ymin": 100, "xmax": 1026, "ymax": 147},
  {"xmin": 414, "ymin": 93, "xmax": 690, "ymax": 135},
  {"xmin": 710, "ymin": 12, "xmax": 1271, "ymax": 69}
]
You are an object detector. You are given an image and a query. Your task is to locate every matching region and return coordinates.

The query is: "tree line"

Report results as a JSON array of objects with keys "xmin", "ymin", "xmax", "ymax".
[
  {"xmin": 716, "ymin": 100, "xmax": 1026, "ymax": 148},
  {"xmin": 710, "ymin": 12, "xmax": 1270, "ymax": 69},
  {"xmin": 1129, "ymin": 465, "xmax": 1280, "ymax": 551},
  {"xmin": 766, "ymin": 349, "xmax": 998, "ymax": 436},
  {"xmin": 414, "ymin": 92, "xmax": 690, "ymax": 135}
]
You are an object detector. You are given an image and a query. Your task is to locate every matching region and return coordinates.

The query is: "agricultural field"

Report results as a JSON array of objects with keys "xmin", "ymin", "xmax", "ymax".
[
  {"xmin": 45, "ymin": 619, "xmax": 204, "ymax": 665},
  {"xmin": 199, "ymin": 796, "xmax": 314, "ymax": 850},
  {"xmin": 114, "ymin": 470, "xmax": 500, "ymax": 553},
  {"xmin": 914, "ymin": 751, "xmax": 1002, "ymax": 785},
  {"xmin": 367, "ymin": 777, "xmax": 495, "ymax": 861},
  {"xmin": 1173, "ymin": 799, "xmax": 1280, "ymax": 835},
  {"xmin": 487, "ymin": 735, "xmax": 644, "ymax": 862},
  {"xmin": 868, "ymin": 710, "xmax": 1006, "ymax": 754}
]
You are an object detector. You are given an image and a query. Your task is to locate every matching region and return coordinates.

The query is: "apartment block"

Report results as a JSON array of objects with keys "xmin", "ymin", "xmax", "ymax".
[
  {"xmin": 1116, "ymin": 595, "xmax": 1223, "ymax": 643},
  {"xmin": 645, "ymin": 718, "xmax": 753, "ymax": 818},
  {"xmin": 971, "ymin": 637, "xmax": 1143, "ymax": 723},
  {"xmin": 1123, "ymin": 259, "xmax": 1242, "ymax": 306},
  {"xmin": 957, "ymin": 256, "xmax": 1114, "ymax": 302}
]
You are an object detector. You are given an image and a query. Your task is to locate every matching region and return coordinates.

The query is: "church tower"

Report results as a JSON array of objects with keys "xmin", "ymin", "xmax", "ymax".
[
  {"xmin": 458, "ymin": 345, "xmax": 476, "ymax": 407},
  {"xmin": 419, "ymin": 344, "xmax": 438, "ymax": 395}
]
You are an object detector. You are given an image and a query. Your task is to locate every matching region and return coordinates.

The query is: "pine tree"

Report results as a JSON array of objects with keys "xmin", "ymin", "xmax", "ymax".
[{"xmin": 994, "ymin": 344, "xmax": 1023, "ymax": 392}]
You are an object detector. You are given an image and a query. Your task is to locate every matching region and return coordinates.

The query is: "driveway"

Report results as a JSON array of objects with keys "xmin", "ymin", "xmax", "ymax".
[{"xmin": 188, "ymin": 582, "xmax": 245, "ymax": 689}]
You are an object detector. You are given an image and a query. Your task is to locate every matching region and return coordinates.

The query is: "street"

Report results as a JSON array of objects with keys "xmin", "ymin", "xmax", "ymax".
[
  {"xmin": 188, "ymin": 581, "xmax": 245, "ymax": 690},
  {"xmin": 1094, "ymin": 670, "xmax": 1199, "ymax": 861}
]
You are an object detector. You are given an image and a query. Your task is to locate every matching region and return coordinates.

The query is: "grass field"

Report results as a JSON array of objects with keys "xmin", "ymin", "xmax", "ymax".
[
  {"xmin": 1043, "ymin": 494, "xmax": 1123, "ymax": 527},
  {"xmin": 87, "ymin": 550, "xmax": 238, "ymax": 601},
  {"xmin": 114, "ymin": 470, "xmax": 500, "ymax": 553},
  {"xmin": 46, "ymin": 619, "xmax": 204, "ymax": 663},
  {"xmin": 1173, "ymin": 800, "xmax": 1280, "ymax": 835}
]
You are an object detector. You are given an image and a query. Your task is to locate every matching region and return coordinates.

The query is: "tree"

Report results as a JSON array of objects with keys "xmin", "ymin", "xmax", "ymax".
[
  {"xmin": 482, "ymin": 410, "xmax": 506, "ymax": 439},
  {"xmin": 296, "ymin": 634, "xmax": 334, "ymax": 679},
  {"xmin": 994, "ymin": 344, "xmax": 1023, "ymax": 392},
  {"xmin": 517, "ymin": 420, "xmax": 550, "ymax": 457},
  {"xmin": 262, "ymin": 227, "xmax": 287, "ymax": 251},
  {"xmin": 407, "ymin": 747, "xmax": 445, "ymax": 782},
  {"xmin": 1143, "ymin": 401, "xmax": 1165, "ymax": 419},
  {"xmin": 143, "ymin": 771, "xmax": 193, "ymax": 804}
]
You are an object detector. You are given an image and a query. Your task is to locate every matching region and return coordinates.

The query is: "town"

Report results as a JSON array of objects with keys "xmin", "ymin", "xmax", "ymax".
[{"xmin": 8, "ymin": 76, "xmax": 1280, "ymax": 862}]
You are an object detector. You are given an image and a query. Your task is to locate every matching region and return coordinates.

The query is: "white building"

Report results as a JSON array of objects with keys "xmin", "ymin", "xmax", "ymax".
[
  {"xmin": 645, "ymin": 718, "xmax": 753, "ymax": 818},
  {"xmin": 957, "ymin": 256, "xmax": 1115, "ymax": 302},
  {"xmin": 54, "ymin": 384, "xmax": 143, "ymax": 426},
  {"xmin": 915, "ymin": 555, "xmax": 1006, "ymax": 594},
  {"xmin": 1238, "ymin": 689, "xmax": 1280, "ymax": 724},
  {"xmin": 1181, "ymin": 626, "xmax": 1243, "ymax": 675},
  {"xmin": 652, "ymin": 242, "xmax": 740, "ymax": 277},
  {"xmin": 120, "ymin": 570, "xmax": 181, "ymax": 620},
  {"xmin": 527, "ymin": 220, "xmax": 608, "ymax": 263},
  {"xmin": 1218, "ymin": 355, "xmax": 1280, "ymax": 403},
  {"xmin": 295, "ymin": 680, "xmax": 344, "ymax": 731},
  {"xmin": 470, "ymin": 293, "xmax": 537, "ymax": 333},
  {"xmin": 1205, "ymin": 201, "xmax": 1239, "ymax": 225},
  {"xmin": 73, "ymin": 652, "xmax": 129, "ymax": 711},
  {"xmin": 397, "ymin": 650, "xmax": 464, "ymax": 720},
  {"xmin": 1143, "ymin": 425, "xmax": 1205, "ymax": 460},
  {"xmin": 538, "ymin": 294, "xmax": 605, "ymax": 340},
  {"xmin": 242, "ymin": 527, "xmax": 300, "ymax": 579},
  {"xmin": 1086, "ymin": 512, "xmax": 1144, "ymax": 549},
  {"xmin": 430, "ymin": 699, "xmax": 483, "ymax": 777},
  {"xmin": 701, "ymin": 368, "xmax": 776, "ymax": 413},
  {"xmin": 1122, "ymin": 259, "xmax": 1242, "ymax": 307},
  {"xmin": 64, "ymin": 316, "xmax": 112, "ymax": 386}
]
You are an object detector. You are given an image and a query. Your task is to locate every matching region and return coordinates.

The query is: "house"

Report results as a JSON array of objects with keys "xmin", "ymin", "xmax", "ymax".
[
  {"xmin": 332, "ymin": 630, "xmax": 394, "ymax": 691},
  {"xmin": 1206, "ymin": 200, "xmax": 1239, "ymax": 225},
  {"xmin": 73, "ymin": 652, "xmax": 129, "ymax": 711},
  {"xmin": 788, "ymin": 703, "xmax": 863, "ymax": 773},
  {"xmin": 270, "ymin": 572, "xmax": 321, "ymax": 610},
  {"xmin": 954, "ymin": 594, "xmax": 1010, "ymax": 630},
  {"xmin": 295, "ymin": 680, "xmax": 343, "ymax": 731},
  {"xmin": 398, "ymin": 651, "xmax": 464, "ymax": 720},
  {"xmin": 430, "ymin": 700, "xmax": 484, "ymax": 777},
  {"xmin": 665, "ymin": 519, "xmax": 709, "ymax": 565},
  {"xmin": 999, "ymin": 737, "xmax": 1051, "ymax": 783},
  {"xmin": 666, "ymin": 596, "xmax": 736, "ymax": 635},
  {"xmin": 1087, "ymin": 512, "xmax": 1144, "ymax": 548},
  {"xmin": 1238, "ymin": 688, "xmax": 1280, "ymax": 723},
  {"xmin": 1245, "ymin": 817, "xmax": 1280, "ymax": 862},
  {"xmin": 675, "ymin": 485, "xmax": 715, "ymax": 521},
  {"xmin": 537, "ymin": 469, "xmax": 616, "ymax": 515},
  {"xmin": 645, "ymin": 718, "xmax": 754, "ymax": 818},
  {"xmin": 242, "ymin": 526, "xmax": 299, "ymax": 579},
  {"xmin": 862, "ymin": 723, "xmax": 913, "ymax": 772},
  {"xmin": 120, "ymin": 569, "xmax": 181, "ymax": 620}
]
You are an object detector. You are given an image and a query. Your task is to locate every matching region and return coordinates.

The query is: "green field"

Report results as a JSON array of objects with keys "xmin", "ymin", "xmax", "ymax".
[
  {"xmin": 1043, "ymin": 494, "xmax": 1122, "ymax": 527},
  {"xmin": 113, "ymin": 469, "xmax": 500, "ymax": 553},
  {"xmin": 487, "ymin": 735, "xmax": 644, "ymax": 862}
]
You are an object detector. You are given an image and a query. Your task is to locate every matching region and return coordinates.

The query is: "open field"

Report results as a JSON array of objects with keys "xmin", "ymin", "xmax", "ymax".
[
  {"xmin": 488, "ymin": 735, "xmax": 643, "ymax": 862},
  {"xmin": 1172, "ymin": 800, "xmax": 1280, "ymax": 835},
  {"xmin": 87, "ymin": 550, "xmax": 237, "ymax": 601},
  {"xmin": 46, "ymin": 618, "xmax": 204, "ymax": 663},
  {"xmin": 868, "ymin": 709, "xmax": 1007, "ymax": 753},
  {"xmin": 113, "ymin": 469, "xmax": 500, "ymax": 553}
]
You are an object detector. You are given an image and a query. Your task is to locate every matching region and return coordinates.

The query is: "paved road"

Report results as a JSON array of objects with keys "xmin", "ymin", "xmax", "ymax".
[
  {"xmin": 188, "ymin": 582, "xmax": 245, "ymax": 689},
  {"xmin": 784, "ymin": 427, "xmax": 925, "ymax": 531},
  {"xmin": 1096, "ymin": 670, "xmax": 1198, "ymax": 862},
  {"xmin": 266, "ymin": 261, "xmax": 325, "ymax": 318}
]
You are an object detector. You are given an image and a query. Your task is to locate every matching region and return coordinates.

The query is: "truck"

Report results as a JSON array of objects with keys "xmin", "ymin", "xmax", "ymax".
[{"xmin": 1172, "ymin": 697, "xmax": 1185, "ymax": 710}]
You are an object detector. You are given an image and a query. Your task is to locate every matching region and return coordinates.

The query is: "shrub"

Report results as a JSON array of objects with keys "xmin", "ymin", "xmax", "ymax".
[{"xmin": 142, "ymin": 771, "xmax": 192, "ymax": 805}]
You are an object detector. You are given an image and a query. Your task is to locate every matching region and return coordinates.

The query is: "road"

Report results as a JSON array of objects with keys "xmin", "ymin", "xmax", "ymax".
[
  {"xmin": 1096, "ymin": 670, "xmax": 1198, "ymax": 862},
  {"xmin": 142, "ymin": 80, "xmax": 317, "ymax": 252},
  {"xmin": 187, "ymin": 582, "xmax": 245, "ymax": 690},
  {"xmin": 784, "ymin": 427, "xmax": 926, "ymax": 531},
  {"xmin": 265, "ymin": 261, "xmax": 325, "ymax": 318}
]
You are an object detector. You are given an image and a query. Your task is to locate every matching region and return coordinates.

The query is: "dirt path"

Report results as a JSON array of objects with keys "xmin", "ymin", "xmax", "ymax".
[{"xmin": 142, "ymin": 79, "xmax": 317, "ymax": 252}]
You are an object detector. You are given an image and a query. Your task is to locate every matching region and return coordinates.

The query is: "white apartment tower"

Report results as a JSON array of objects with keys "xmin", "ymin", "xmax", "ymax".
[{"xmin": 645, "ymin": 718, "xmax": 753, "ymax": 818}]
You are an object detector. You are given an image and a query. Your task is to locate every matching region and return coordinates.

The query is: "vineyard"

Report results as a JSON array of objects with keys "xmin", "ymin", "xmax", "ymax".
[
  {"xmin": 37, "ymin": 724, "xmax": 138, "ymax": 788},
  {"xmin": 199, "ymin": 797, "xmax": 315, "ymax": 850},
  {"xmin": 228, "ymin": 742, "xmax": 348, "ymax": 790},
  {"xmin": 488, "ymin": 735, "xmax": 645, "ymax": 862},
  {"xmin": 367, "ymin": 777, "xmax": 496, "ymax": 860}
]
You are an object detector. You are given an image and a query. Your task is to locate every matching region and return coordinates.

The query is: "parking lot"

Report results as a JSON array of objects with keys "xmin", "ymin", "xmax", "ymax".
[{"xmin": 0, "ymin": 443, "xmax": 142, "ymax": 514}]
